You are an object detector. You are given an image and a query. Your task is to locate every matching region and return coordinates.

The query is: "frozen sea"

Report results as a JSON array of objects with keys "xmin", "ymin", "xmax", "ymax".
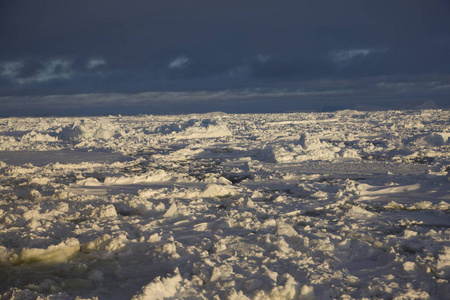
[{"xmin": 0, "ymin": 109, "xmax": 449, "ymax": 299}]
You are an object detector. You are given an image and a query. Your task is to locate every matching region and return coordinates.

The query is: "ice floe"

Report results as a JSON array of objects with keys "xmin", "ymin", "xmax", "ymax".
[{"xmin": 0, "ymin": 109, "xmax": 449, "ymax": 299}]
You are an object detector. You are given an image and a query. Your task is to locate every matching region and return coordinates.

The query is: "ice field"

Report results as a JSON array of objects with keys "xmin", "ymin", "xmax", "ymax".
[{"xmin": 0, "ymin": 109, "xmax": 449, "ymax": 299}]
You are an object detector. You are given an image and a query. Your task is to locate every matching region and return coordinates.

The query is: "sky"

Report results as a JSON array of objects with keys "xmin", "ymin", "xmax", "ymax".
[{"xmin": 1, "ymin": 0, "xmax": 450, "ymax": 116}]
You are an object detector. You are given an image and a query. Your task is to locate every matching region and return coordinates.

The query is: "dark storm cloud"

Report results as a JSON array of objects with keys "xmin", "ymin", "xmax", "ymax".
[
  {"xmin": 2, "ymin": 73, "xmax": 449, "ymax": 117},
  {"xmin": 0, "ymin": 0, "xmax": 449, "ymax": 114}
]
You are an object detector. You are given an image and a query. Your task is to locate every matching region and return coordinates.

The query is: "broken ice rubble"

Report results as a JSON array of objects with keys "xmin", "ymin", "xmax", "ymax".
[{"xmin": 0, "ymin": 109, "xmax": 449, "ymax": 299}]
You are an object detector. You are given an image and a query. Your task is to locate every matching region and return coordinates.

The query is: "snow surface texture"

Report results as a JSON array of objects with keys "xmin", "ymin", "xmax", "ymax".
[{"xmin": 0, "ymin": 110, "xmax": 449, "ymax": 299}]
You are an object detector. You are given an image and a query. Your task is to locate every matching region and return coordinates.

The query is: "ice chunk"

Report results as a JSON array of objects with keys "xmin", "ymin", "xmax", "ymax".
[
  {"xmin": 89, "ymin": 204, "xmax": 117, "ymax": 218},
  {"xmin": 104, "ymin": 170, "xmax": 173, "ymax": 185},
  {"xmin": 243, "ymin": 279, "xmax": 263, "ymax": 293},
  {"xmin": 59, "ymin": 119, "xmax": 116, "ymax": 142},
  {"xmin": 27, "ymin": 189, "xmax": 42, "ymax": 200},
  {"xmin": 334, "ymin": 109, "xmax": 362, "ymax": 117},
  {"xmin": 18, "ymin": 238, "xmax": 80, "ymax": 265},
  {"xmin": 154, "ymin": 118, "xmax": 231, "ymax": 139},
  {"xmin": 425, "ymin": 132, "xmax": 450, "ymax": 146},
  {"xmin": 437, "ymin": 246, "xmax": 450, "ymax": 279},
  {"xmin": 131, "ymin": 269, "xmax": 183, "ymax": 300},
  {"xmin": 76, "ymin": 177, "xmax": 101, "ymax": 186},
  {"xmin": 82, "ymin": 234, "xmax": 128, "ymax": 258},
  {"xmin": 299, "ymin": 133, "xmax": 323, "ymax": 150},
  {"xmin": 276, "ymin": 221, "xmax": 298, "ymax": 237},
  {"xmin": 403, "ymin": 261, "xmax": 418, "ymax": 273},
  {"xmin": 210, "ymin": 265, "xmax": 234, "ymax": 282},
  {"xmin": 268, "ymin": 273, "xmax": 299, "ymax": 299},
  {"xmin": 339, "ymin": 149, "xmax": 360, "ymax": 159},
  {"xmin": 0, "ymin": 246, "xmax": 12, "ymax": 264},
  {"xmin": 163, "ymin": 203, "xmax": 177, "ymax": 218},
  {"xmin": 20, "ymin": 131, "xmax": 58, "ymax": 142},
  {"xmin": 299, "ymin": 285, "xmax": 315, "ymax": 299},
  {"xmin": 345, "ymin": 205, "xmax": 374, "ymax": 219},
  {"xmin": 202, "ymin": 184, "xmax": 237, "ymax": 197}
]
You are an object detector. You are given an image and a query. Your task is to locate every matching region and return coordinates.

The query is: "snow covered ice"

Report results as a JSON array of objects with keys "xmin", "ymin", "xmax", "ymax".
[{"xmin": 0, "ymin": 109, "xmax": 449, "ymax": 299}]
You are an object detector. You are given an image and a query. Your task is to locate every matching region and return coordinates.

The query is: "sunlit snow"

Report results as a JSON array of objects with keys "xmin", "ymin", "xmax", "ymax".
[{"xmin": 0, "ymin": 110, "xmax": 449, "ymax": 299}]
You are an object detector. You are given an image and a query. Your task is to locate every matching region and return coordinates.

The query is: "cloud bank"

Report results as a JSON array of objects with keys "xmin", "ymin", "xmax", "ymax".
[
  {"xmin": 1, "ymin": 74, "xmax": 449, "ymax": 116},
  {"xmin": 0, "ymin": 59, "xmax": 73, "ymax": 84},
  {"xmin": 328, "ymin": 48, "xmax": 386, "ymax": 64},
  {"xmin": 0, "ymin": 0, "xmax": 449, "ymax": 115}
]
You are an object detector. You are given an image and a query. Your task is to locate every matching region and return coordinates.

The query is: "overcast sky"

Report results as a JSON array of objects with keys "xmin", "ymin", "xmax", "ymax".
[{"xmin": 1, "ymin": 0, "xmax": 449, "ymax": 116}]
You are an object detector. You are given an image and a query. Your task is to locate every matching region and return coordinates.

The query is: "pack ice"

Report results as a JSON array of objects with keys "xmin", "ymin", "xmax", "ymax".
[{"xmin": 0, "ymin": 110, "xmax": 449, "ymax": 299}]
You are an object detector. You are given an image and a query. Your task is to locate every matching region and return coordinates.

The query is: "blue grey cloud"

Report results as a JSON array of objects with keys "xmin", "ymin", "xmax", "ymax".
[
  {"xmin": 0, "ymin": 59, "xmax": 74, "ymax": 84},
  {"xmin": 0, "ymin": 0, "xmax": 449, "ymax": 114},
  {"xmin": 329, "ymin": 48, "xmax": 388, "ymax": 65}
]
